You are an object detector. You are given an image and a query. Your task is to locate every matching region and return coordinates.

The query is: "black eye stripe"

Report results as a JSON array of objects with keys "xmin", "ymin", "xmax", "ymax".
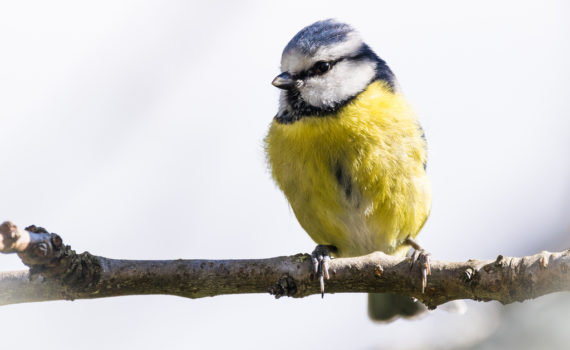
[{"xmin": 293, "ymin": 58, "xmax": 344, "ymax": 80}]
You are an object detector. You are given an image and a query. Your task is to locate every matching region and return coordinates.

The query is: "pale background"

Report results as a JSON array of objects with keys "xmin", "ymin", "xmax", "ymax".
[{"xmin": 1, "ymin": 1, "xmax": 569, "ymax": 349}]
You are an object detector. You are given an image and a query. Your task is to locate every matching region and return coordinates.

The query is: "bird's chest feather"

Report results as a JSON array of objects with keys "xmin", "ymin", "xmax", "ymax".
[{"xmin": 265, "ymin": 82, "xmax": 431, "ymax": 257}]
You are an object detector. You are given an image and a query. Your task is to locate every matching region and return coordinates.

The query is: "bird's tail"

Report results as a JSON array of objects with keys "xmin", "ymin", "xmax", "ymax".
[{"xmin": 367, "ymin": 293, "xmax": 426, "ymax": 322}]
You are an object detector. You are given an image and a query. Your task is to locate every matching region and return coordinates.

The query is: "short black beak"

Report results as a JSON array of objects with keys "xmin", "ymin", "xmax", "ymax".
[{"xmin": 272, "ymin": 72, "xmax": 296, "ymax": 90}]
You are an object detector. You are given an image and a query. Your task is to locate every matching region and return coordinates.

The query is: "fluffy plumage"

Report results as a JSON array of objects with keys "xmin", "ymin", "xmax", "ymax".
[
  {"xmin": 265, "ymin": 19, "xmax": 431, "ymax": 320},
  {"xmin": 266, "ymin": 80, "xmax": 430, "ymax": 257}
]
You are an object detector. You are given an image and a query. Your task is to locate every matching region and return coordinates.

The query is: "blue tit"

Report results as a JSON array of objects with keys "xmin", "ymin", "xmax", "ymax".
[{"xmin": 265, "ymin": 19, "xmax": 431, "ymax": 321}]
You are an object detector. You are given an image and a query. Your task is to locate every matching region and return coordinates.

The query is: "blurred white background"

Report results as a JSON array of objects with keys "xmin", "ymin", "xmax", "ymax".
[{"xmin": 1, "ymin": 1, "xmax": 569, "ymax": 349}]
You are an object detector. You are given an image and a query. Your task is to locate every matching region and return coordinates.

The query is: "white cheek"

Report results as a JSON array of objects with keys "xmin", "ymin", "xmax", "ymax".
[{"xmin": 298, "ymin": 60, "xmax": 376, "ymax": 108}]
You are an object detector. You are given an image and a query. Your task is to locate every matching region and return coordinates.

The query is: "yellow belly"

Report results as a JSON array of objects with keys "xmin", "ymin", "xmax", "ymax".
[{"xmin": 265, "ymin": 81, "xmax": 431, "ymax": 257}]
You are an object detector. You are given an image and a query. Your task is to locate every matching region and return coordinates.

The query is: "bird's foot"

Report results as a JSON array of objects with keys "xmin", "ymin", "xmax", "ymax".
[
  {"xmin": 311, "ymin": 245, "xmax": 337, "ymax": 298},
  {"xmin": 405, "ymin": 237, "xmax": 431, "ymax": 293}
]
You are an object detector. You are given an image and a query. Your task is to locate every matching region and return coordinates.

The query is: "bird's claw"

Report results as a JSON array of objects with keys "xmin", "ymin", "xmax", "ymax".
[
  {"xmin": 322, "ymin": 255, "xmax": 331, "ymax": 279},
  {"xmin": 406, "ymin": 237, "xmax": 431, "ymax": 294},
  {"xmin": 410, "ymin": 248, "xmax": 431, "ymax": 293},
  {"xmin": 311, "ymin": 245, "xmax": 335, "ymax": 298}
]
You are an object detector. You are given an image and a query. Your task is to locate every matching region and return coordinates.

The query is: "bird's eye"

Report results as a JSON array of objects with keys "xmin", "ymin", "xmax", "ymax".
[{"xmin": 313, "ymin": 61, "xmax": 331, "ymax": 75}]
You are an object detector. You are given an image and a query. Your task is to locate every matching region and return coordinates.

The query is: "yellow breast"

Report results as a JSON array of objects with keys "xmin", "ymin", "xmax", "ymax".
[{"xmin": 265, "ymin": 81, "xmax": 431, "ymax": 257}]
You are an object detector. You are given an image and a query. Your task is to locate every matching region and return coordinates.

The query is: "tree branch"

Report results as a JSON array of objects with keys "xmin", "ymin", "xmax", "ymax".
[{"xmin": 1, "ymin": 221, "xmax": 569, "ymax": 308}]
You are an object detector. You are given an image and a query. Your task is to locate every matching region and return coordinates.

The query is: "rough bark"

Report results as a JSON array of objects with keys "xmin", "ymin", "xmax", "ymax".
[{"xmin": 1, "ymin": 221, "xmax": 569, "ymax": 308}]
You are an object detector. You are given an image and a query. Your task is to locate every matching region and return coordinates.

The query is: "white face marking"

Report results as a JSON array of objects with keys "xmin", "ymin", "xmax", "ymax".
[
  {"xmin": 280, "ymin": 32, "xmax": 363, "ymax": 74},
  {"xmin": 313, "ymin": 32, "xmax": 363, "ymax": 64},
  {"xmin": 278, "ymin": 32, "xmax": 377, "ymax": 111},
  {"xmin": 298, "ymin": 59, "xmax": 376, "ymax": 108}
]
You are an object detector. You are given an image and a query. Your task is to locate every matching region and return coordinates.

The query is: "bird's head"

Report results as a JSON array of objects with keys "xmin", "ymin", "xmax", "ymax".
[{"xmin": 272, "ymin": 19, "xmax": 396, "ymax": 123}]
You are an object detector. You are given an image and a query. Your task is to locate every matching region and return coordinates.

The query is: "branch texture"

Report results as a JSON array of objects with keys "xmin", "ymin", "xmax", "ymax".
[{"xmin": 1, "ymin": 221, "xmax": 569, "ymax": 308}]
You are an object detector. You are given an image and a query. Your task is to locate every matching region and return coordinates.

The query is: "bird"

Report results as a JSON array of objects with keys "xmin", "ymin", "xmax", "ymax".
[{"xmin": 264, "ymin": 19, "xmax": 432, "ymax": 321}]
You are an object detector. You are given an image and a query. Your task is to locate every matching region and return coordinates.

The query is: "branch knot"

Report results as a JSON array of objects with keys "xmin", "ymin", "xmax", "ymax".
[
  {"xmin": 268, "ymin": 274, "xmax": 297, "ymax": 299},
  {"xmin": 18, "ymin": 225, "xmax": 102, "ymax": 293}
]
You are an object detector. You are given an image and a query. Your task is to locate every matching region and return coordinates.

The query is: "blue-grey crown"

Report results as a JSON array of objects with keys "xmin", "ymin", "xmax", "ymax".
[{"xmin": 283, "ymin": 19, "xmax": 354, "ymax": 55}]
